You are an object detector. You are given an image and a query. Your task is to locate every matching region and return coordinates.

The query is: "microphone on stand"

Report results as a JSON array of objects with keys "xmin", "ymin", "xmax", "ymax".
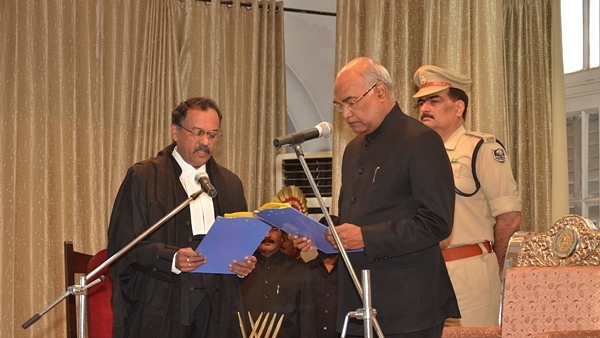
[
  {"xmin": 194, "ymin": 172, "xmax": 217, "ymax": 198},
  {"xmin": 273, "ymin": 121, "xmax": 333, "ymax": 148}
]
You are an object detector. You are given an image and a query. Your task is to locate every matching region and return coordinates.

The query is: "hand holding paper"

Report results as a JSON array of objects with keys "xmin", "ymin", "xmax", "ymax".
[
  {"xmin": 177, "ymin": 247, "xmax": 206, "ymax": 272},
  {"xmin": 228, "ymin": 255, "xmax": 257, "ymax": 277},
  {"xmin": 192, "ymin": 215, "xmax": 271, "ymax": 274},
  {"xmin": 292, "ymin": 235, "xmax": 317, "ymax": 252},
  {"xmin": 324, "ymin": 223, "xmax": 365, "ymax": 250},
  {"xmin": 254, "ymin": 203, "xmax": 362, "ymax": 254}
]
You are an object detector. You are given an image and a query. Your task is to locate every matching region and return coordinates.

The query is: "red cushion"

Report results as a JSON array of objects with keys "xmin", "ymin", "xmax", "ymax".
[{"xmin": 86, "ymin": 249, "xmax": 112, "ymax": 338}]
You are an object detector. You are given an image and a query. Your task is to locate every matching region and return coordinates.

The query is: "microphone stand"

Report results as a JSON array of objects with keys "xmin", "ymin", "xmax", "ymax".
[
  {"xmin": 290, "ymin": 144, "xmax": 384, "ymax": 338},
  {"xmin": 22, "ymin": 190, "xmax": 205, "ymax": 338}
]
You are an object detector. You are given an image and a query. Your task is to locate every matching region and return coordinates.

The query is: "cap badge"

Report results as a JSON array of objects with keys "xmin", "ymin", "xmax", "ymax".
[{"xmin": 419, "ymin": 75, "xmax": 427, "ymax": 85}]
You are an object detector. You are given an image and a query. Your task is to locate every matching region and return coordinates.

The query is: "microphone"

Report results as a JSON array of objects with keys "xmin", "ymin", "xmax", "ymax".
[
  {"xmin": 194, "ymin": 172, "xmax": 218, "ymax": 198},
  {"xmin": 273, "ymin": 121, "xmax": 333, "ymax": 148}
]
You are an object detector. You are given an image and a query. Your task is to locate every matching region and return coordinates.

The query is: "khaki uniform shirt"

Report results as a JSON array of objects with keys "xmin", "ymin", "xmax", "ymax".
[{"xmin": 441, "ymin": 125, "xmax": 521, "ymax": 249}]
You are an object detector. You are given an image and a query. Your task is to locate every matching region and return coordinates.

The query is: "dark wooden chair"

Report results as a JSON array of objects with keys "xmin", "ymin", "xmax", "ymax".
[{"xmin": 64, "ymin": 241, "xmax": 93, "ymax": 338}]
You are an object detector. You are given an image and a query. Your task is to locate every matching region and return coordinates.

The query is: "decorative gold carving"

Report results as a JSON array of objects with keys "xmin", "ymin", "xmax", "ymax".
[
  {"xmin": 503, "ymin": 231, "xmax": 533, "ymax": 272},
  {"xmin": 553, "ymin": 226, "xmax": 578, "ymax": 258},
  {"xmin": 517, "ymin": 214, "xmax": 600, "ymax": 267}
]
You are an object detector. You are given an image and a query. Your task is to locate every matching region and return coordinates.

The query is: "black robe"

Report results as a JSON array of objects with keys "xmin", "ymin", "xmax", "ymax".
[{"xmin": 107, "ymin": 143, "xmax": 248, "ymax": 338}]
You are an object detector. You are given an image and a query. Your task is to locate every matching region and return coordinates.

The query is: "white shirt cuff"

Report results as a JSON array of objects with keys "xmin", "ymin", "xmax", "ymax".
[{"xmin": 171, "ymin": 252, "xmax": 182, "ymax": 274}]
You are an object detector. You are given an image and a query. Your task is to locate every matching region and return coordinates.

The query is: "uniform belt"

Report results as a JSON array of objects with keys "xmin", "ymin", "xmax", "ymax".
[{"xmin": 442, "ymin": 241, "xmax": 493, "ymax": 262}]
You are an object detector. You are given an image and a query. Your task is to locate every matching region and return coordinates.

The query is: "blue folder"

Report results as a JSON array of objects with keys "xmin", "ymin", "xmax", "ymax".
[
  {"xmin": 255, "ymin": 206, "xmax": 357, "ymax": 254},
  {"xmin": 192, "ymin": 216, "xmax": 271, "ymax": 274}
]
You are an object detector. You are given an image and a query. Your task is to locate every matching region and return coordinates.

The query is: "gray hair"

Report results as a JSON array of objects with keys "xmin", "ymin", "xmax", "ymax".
[{"xmin": 362, "ymin": 60, "xmax": 393, "ymax": 90}]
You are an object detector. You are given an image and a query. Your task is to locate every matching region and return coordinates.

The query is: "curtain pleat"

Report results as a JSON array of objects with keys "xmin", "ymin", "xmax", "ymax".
[
  {"xmin": 504, "ymin": 0, "xmax": 555, "ymax": 231},
  {"xmin": 0, "ymin": 1, "xmax": 284, "ymax": 337},
  {"xmin": 333, "ymin": 1, "xmax": 427, "ymax": 213}
]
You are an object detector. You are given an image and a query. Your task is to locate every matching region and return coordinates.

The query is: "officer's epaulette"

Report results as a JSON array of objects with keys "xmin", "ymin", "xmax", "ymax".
[{"xmin": 465, "ymin": 131, "xmax": 495, "ymax": 143}]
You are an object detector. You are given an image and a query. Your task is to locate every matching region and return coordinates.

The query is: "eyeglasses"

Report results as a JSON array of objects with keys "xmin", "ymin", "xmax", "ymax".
[
  {"xmin": 334, "ymin": 82, "xmax": 378, "ymax": 113},
  {"xmin": 269, "ymin": 227, "xmax": 281, "ymax": 232},
  {"xmin": 178, "ymin": 125, "xmax": 221, "ymax": 140}
]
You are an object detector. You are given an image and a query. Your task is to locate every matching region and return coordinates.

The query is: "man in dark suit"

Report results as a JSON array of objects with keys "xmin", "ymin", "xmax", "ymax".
[
  {"xmin": 241, "ymin": 226, "xmax": 316, "ymax": 338},
  {"xmin": 307, "ymin": 250, "xmax": 339, "ymax": 338},
  {"xmin": 295, "ymin": 57, "xmax": 460, "ymax": 337}
]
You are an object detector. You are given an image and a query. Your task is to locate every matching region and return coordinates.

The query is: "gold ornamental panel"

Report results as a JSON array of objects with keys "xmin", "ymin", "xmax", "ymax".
[{"xmin": 517, "ymin": 214, "xmax": 600, "ymax": 267}]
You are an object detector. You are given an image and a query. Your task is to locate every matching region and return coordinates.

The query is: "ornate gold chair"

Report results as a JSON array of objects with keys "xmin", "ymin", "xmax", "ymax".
[
  {"xmin": 443, "ymin": 214, "xmax": 600, "ymax": 338},
  {"xmin": 501, "ymin": 214, "xmax": 600, "ymax": 337}
]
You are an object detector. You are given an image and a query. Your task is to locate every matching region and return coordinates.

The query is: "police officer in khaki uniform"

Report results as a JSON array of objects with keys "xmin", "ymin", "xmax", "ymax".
[{"xmin": 412, "ymin": 65, "xmax": 522, "ymax": 327}]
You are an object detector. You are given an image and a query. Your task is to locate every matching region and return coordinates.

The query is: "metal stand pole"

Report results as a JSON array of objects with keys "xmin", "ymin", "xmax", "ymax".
[
  {"xmin": 78, "ymin": 276, "xmax": 87, "ymax": 338},
  {"xmin": 340, "ymin": 270, "xmax": 377, "ymax": 338},
  {"xmin": 22, "ymin": 190, "xmax": 205, "ymax": 336},
  {"xmin": 362, "ymin": 270, "xmax": 374, "ymax": 338},
  {"xmin": 21, "ymin": 273, "xmax": 105, "ymax": 332},
  {"xmin": 291, "ymin": 144, "xmax": 384, "ymax": 337}
]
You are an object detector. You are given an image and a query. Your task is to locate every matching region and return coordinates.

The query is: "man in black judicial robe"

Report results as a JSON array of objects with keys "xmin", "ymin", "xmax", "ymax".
[{"xmin": 108, "ymin": 97, "xmax": 256, "ymax": 338}]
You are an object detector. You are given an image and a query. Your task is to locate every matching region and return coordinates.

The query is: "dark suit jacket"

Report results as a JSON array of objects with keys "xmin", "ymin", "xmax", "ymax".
[
  {"xmin": 108, "ymin": 143, "xmax": 248, "ymax": 338},
  {"xmin": 337, "ymin": 104, "xmax": 460, "ymax": 335},
  {"xmin": 241, "ymin": 250, "xmax": 316, "ymax": 338}
]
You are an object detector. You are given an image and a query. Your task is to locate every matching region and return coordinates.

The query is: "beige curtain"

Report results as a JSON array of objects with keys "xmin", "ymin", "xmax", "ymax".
[
  {"xmin": 504, "ymin": 0, "xmax": 567, "ymax": 230},
  {"xmin": 550, "ymin": 0, "xmax": 569, "ymax": 223},
  {"xmin": 333, "ymin": 0, "xmax": 563, "ymax": 233},
  {"xmin": 0, "ymin": 0, "xmax": 284, "ymax": 337}
]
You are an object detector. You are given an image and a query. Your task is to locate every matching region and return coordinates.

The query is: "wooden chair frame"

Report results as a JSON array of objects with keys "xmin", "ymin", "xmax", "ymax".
[{"xmin": 64, "ymin": 241, "xmax": 93, "ymax": 338}]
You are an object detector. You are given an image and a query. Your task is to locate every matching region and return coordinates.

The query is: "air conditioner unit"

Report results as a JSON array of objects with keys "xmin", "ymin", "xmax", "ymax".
[{"xmin": 275, "ymin": 151, "xmax": 333, "ymax": 221}]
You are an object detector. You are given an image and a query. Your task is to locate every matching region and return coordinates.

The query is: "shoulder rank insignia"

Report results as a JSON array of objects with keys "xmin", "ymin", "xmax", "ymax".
[
  {"xmin": 465, "ymin": 131, "xmax": 495, "ymax": 143},
  {"xmin": 492, "ymin": 148, "xmax": 506, "ymax": 163}
]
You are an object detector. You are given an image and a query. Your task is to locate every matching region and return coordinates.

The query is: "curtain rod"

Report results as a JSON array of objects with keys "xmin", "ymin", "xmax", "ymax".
[
  {"xmin": 191, "ymin": 1, "xmax": 336, "ymax": 17},
  {"xmin": 284, "ymin": 7, "xmax": 336, "ymax": 17}
]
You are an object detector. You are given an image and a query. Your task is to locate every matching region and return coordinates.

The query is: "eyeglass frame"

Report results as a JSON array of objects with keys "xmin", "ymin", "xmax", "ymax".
[
  {"xmin": 334, "ymin": 82, "xmax": 378, "ymax": 113},
  {"xmin": 177, "ymin": 124, "xmax": 222, "ymax": 140}
]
